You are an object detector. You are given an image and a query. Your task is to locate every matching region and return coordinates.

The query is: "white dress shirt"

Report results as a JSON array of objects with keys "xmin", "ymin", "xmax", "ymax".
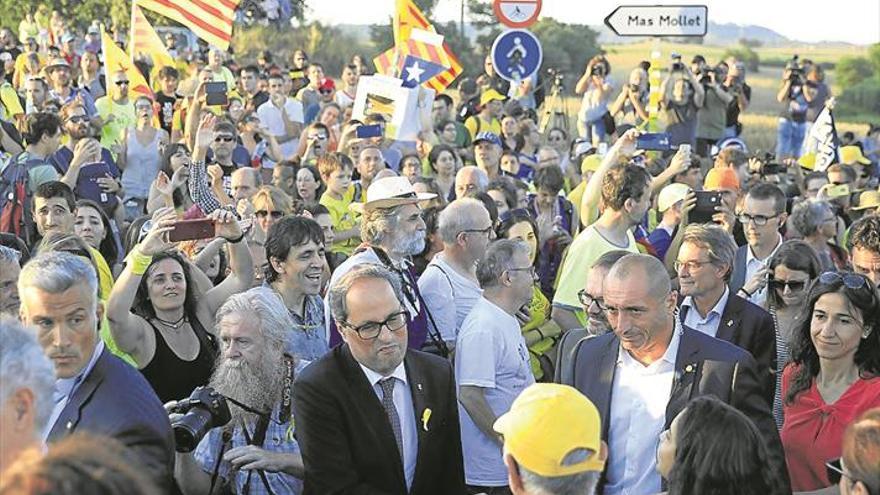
[
  {"xmin": 744, "ymin": 234, "xmax": 782, "ymax": 307},
  {"xmin": 256, "ymin": 97, "xmax": 304, "ymax": 159},
  {"xmin": 358, "ymin": 361, "xmax": 418, "ymax": 490},
  {"xmin": 681, "ymin": 286, "xmax": 730, "ymax": 338},
  {"xmin": 43, "ymin": 341, "xmax": 105, "ymax": 441},
  {"xmin": 605, "ymin": 327, "xmax": 681, "ymax": 495}
]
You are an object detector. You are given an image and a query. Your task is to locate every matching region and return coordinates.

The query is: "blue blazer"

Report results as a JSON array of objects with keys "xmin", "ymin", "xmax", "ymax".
[
  {"xmin": 565, "ymin": 325, "xmax": 789, "ymax": 494},
  {"xmin": 47, "ymin": 347, "xmax": 175, "ymax": 491}
]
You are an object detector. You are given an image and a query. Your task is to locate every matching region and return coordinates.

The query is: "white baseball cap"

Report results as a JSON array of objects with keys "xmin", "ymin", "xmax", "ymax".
[{"xmin": 658, "ymin": 183, "xmax": 691, "ymax": 212}]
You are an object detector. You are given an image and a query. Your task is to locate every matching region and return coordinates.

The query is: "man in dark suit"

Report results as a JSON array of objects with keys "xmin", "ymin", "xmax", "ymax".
[
  {"xmin": 673, "ymin": 224, "xmax": 776, "ymax": 403},
  {"xmin": 17, "ymin": 252, "xmax": 174, "ymax": 491},
  {"xmin": 294, "ymin": 263, "xmax": 466, "ymax": 494},
  {"xmin": 563, "ymin": 254, "xmax": 786, "ymax": 495}
]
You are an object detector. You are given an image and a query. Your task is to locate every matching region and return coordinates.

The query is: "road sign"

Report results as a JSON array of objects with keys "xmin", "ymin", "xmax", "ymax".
[
  {"xmin": 604, "ymin": 5, "xmax": 708, "ymax": 37},
  {"xmin": 493, "ymin": 0, "xmax": 542, "ymax": 29},
  {"xmin": 490, "ymin": 29, "xmax": 543, "ymax": 83}
]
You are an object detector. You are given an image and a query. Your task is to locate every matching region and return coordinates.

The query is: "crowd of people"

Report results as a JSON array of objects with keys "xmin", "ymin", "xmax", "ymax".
[{"xmin": 1, "ymin": 12, "xmax": 880, "ymax": 495}]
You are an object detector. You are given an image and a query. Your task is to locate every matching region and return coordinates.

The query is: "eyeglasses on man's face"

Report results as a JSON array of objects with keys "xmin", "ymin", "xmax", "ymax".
[
  {"xmin": 341, "ymin": 310, "xmax": 409, "ymax": 340},
  {"xmin": 738, "ymin": 212, "xmax": 780, "ymax": 226},
  {"xmin": 577, "ymin": 289, "xmax": 603, "ymax": 309}
]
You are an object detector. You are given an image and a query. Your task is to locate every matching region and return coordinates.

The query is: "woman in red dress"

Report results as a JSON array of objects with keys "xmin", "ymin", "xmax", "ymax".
[{"xmin": 781, "ymin": 271, "xmax": 880, "ymax": 492}]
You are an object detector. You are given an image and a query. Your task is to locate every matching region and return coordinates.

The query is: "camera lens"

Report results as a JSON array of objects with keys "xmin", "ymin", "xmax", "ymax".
[{"xmin": 172, "ymin": 408, "xmax": 214, "ymax": 452}]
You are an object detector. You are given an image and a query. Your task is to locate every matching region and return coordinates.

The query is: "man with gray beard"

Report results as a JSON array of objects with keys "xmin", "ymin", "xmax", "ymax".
[
  {"xmin": 173, "ymin": 287, "xmax": 305, "ymax": 495},
  {"xmin": 324, "ymin": 177, "xmax": 445, "ymax": 356}
]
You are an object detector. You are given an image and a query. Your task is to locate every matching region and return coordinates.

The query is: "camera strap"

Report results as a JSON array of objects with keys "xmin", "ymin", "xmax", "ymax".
[{"xmin": 279, "ymin": 354, "xmax": 294, "ymax": 424}]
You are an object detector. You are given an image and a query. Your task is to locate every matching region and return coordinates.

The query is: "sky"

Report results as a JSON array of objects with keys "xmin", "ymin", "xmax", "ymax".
[{"xmin": 308, "ymin": 0, "xmax": 880, "ymax": 46}]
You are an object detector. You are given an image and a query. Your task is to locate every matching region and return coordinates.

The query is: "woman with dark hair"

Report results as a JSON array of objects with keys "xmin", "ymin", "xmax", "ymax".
[
  {"xmin": 782, "ymin": 271, "xmax": 880, "ymax": 491},
  {"xmin": 106, "ymin": 207, "xmax": 254, "ymax": 403},
  {"xmin": 74, "ymin": 199, "xmax": 120, "ymax": 273},
  {"xmin": 147, "ymin": 142, "xmax": 194, "ymax": 214},
  {"xmin": 765, "ymin": 239, "xmax": 822, "ymax": 427},
  {"xmin": 400, "ymin": 151, "xmax": 423, "ymax": 183},
  {"xmin": 656, "ymin": 395, "xmax": 785, "ymax": 495},
  {"xmin": 123, "ymin": 215, "xmax": 151, "ymax": 256},
  {"xmin": 496, "ymin": 208, "xmax": 562, "ymax": 381},
  {"xmin": 427, "ymin": 144, "xmax": 458, "ymax": 201},
  {"xmin": 295, "ymin": 165, "xmax": 324, "ymax": 208}
]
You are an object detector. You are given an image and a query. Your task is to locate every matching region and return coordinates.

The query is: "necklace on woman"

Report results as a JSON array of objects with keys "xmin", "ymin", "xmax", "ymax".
[{"xmin": 154, "ymin": 314, "xmax": 187, "ymax": 330}]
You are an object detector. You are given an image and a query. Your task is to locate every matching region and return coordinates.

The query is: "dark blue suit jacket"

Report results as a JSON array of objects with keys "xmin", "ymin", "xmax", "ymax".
[
  {"xmin": 565, "ymin": 325, "xmax": 789, "ymax": 494},
  {"xmin": 47, "ymin": 347, "xmax": 175, "ymax": 491},
  {"xmin": 293, "ymin": 344, "xmax": 466, "ymax": 495}
]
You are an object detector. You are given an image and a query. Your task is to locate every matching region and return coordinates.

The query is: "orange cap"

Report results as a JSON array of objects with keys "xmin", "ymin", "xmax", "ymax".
[{"xmin": 704, "ymin": 167, "xmax": 741, "ymax": 192}]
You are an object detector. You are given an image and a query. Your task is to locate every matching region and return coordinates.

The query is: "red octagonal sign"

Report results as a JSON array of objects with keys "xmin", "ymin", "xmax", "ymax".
[{"xmin": 493, "ymin": 0, "xmax": 542, "ymax": 29}]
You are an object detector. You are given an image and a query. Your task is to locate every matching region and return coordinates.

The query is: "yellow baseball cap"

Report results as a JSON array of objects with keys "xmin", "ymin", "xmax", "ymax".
[
  {"xmin": 853, "ymin": 189, "xmax": 880, "ymax": 211},
  {"xmin": 797, "ymin": 153, "xmax": 816, "ymax": 170},
  {"xmin": 493, "ymin": 383, "xmax": 605, "ymax": 477},
  {"xmin": 841, "ymin": 146, "xmax": 871, "ymax": 165},
  {"xmin": 480, "ymin": 88, "xmax": 506, "ymax": 106},
  {"xmin": 581, "ymin": 154, "xmax": 602, "ymax": 174}
]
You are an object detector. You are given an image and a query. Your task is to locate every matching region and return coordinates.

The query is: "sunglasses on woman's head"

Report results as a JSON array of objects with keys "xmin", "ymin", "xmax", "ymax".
[{"xmin": 818, "ymin": 271, "xmax": 872, "ymax": 291}]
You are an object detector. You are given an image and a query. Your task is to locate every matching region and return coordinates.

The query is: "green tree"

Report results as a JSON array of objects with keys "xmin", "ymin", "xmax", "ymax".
[
  {"xmin": 1, "ymin": 0, "xmax": 129, "ymax": 35},
  {"xmin": 867, "ymin": 43, "xmax": 880, "ymax": 78},
  {"xmin": 531, "ymin": 18, "xmax": 601, "ymax": 80},
  {"xmin": 836, "ymin": 56, "xmax": 874, "ymax": 87}
]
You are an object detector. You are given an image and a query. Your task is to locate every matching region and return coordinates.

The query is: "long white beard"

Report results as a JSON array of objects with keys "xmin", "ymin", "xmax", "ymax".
[{"xmin": 208, "ymin": 346, "xmax": 285, "ymax": 426}]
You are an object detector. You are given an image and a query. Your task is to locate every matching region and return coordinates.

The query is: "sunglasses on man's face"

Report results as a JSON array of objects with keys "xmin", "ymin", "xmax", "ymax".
[
  {"xmin": 115, "ymin": 80, "xmax": 130, "ymax": 86},
  {"xmin": 66, "ymin": 115, "xmax": 89, "ymax": 124},
  {"xmin": 213, "ymin": 135, "xmax": 235, "ymax": 143}
]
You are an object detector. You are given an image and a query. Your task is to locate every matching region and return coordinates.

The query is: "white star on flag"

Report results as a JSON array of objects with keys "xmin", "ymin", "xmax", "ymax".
[{"xmin": 405, "ymin": 61, "xmax": 426, "ymax": 82}]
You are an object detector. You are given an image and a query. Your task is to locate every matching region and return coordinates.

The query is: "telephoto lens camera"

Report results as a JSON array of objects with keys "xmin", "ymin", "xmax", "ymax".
[
  {"xmin": 670, "ymin": 52, "xmax": 684, "ymax": 72},
  {"xmin": 786, "ymin": 55, "xmax": 802, "ymax": 81},
  {"xmin": 170, "ymin": 386, "xmax": 232, "ymax": 453},
  {"xmin": 591, "ymin": 64, "xmax": 606, "ymax": 77}
]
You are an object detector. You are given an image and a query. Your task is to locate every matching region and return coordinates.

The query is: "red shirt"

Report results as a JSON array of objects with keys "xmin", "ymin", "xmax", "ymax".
[{"xmin": 781, "ymin": 365, "xmax": 880, "ymax": 491}]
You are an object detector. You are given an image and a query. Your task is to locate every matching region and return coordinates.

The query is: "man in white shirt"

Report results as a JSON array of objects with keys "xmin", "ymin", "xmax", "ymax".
[
  {"xmin": 565, "ymin": 253, "xmax": 787, "ymax": 495},
  {"xmin": 334, "ymin": 63, "xmax": 358, "ymax": 109},
  {"xmin": 456, "ymin": 239, "xmax": 536, "ymax": 493},
  {"xmin": 256, "ymin": 74, "xmax": 304, "ymax": 159},
  {"xmin": 418, "ymin": 198, "xmax": 493, "ymax": 348},
  {"xmin": 728, "ymin": 183, "xmax": 787, "ymax": 306}
]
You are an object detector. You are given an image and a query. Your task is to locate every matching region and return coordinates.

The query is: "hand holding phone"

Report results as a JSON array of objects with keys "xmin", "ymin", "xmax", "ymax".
[
  {"xmin": 169, "ymin": 218, "xmax": 215, "ymax": 242},
  {"xmin": 636, "ymin": 132, "xmax": 671, "ymax": 151},
  {"xmin": 690, "ymin": 191, "xmax": 723, "ymax": 224},
  {"xmin": 355, "ymin": 124, "xmax": 383, "ymax": 139},
  {"xmin": 204, "ymin": 81, "xmax": 228, "ymax": 106}
]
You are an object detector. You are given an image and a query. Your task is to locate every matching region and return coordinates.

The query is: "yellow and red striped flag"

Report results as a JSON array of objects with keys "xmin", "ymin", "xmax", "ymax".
[
  {"xmin": 136, "ymin": 0, "xmax": 241, "ymax": 50},
  {"xmin": 101, "ymin": 27, "xmax": 153, "ymax": 99},
  {"xmin": 394, "ymin": 0, "xmax": 433, "ymax": 46},
  {"xmin": 374, "ymin": 29, "xmax": 462, "ymax": 92},
  {"xmin": 130, "ymin": 3, "xmax": 175, "ymax": 70}
]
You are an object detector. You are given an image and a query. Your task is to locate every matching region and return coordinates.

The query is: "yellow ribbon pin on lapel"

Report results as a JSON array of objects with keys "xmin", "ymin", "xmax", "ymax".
[{"xmin": 421, "ymin": 408, "xmax": 432, "ymax": 431}]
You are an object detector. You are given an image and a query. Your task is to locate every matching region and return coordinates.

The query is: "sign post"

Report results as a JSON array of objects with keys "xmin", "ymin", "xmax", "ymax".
[{"xmin": 604, "ymin": 5, "xmax": 708, "ymax": 37}]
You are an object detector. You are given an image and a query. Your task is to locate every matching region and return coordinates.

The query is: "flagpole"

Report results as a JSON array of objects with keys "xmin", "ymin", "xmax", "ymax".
[{"xmin": 130, "ymin": 0, "xmax": 137, "ymax": 62}]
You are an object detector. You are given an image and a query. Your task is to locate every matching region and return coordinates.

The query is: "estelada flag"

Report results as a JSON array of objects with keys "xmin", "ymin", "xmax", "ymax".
[
  {"xmin": 374, "ymin": 28, "xmax": 463, "ymax": 92},
  {"xmin": 130, "ymin": 3, "xmax": 175, "ymax": 70},
  {"xmin": 394, "ymin": 0, "xmax": 433, "ymax": 46},
  {"xmin": 101, "ymin": 27, "xmax": 153, "ymax": 99},
  {"xmin": 137, "ymin": 0, "xmax": 241, "ymax": 50}
]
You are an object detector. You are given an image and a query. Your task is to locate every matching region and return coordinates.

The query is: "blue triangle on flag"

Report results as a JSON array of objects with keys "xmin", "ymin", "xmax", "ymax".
[{"xmin": 400, "ymin": 55, "xmax": 445, "ymax": 88}]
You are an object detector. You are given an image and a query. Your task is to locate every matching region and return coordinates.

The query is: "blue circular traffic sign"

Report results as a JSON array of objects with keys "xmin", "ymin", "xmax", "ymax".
[{"xmin": 490, "ymin": 29, "xmax": 542, "ymax": 83}]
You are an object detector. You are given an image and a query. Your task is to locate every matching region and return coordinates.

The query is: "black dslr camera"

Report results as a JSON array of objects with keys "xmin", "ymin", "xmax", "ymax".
[
  {"xmin": 590, "ymin": 64, "xmax": 606, "ymax": 77},
  {"xmin": 786, "ymin": 55, "xmax": 802, "ymax": 82},
  {"xmin": 170, "ymin": 386, "xmax": 232, "ymax": 453},
  {"xmin": 670, "ymin": 53, "xmax": 685, "ymax": 73}
]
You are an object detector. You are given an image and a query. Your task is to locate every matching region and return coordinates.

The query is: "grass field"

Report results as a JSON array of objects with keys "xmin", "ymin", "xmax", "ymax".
[{"xmin": 547, "ymin": 41, "xmax": 873, "ymax": 153}]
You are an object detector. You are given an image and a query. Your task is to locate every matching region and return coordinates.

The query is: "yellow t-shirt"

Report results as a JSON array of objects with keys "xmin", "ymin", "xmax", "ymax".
[
  {"xmin": 88, "ymin": 247, "xmax": 136, "ymax": 366},
  {"xmin": 320, "ymin": 184, "xmax": 360, "ymax": 256},
  {"xmin": 552, "ymin": 224, "xmax": 639, "ymax": 325},
  {"xmin": 464, "ymin": 115, "xmax": 502, "ymax": 140},
  {"xmin": 95, "ymin": 97, "xmax": 136, "ymax": 148},
  {"xmin": 522, "ymin": 285, "xmax": 555, "ymax": 380},
  {"xmin": 0, "ymin": 83, "xmax": 23, "ymax": 120}
]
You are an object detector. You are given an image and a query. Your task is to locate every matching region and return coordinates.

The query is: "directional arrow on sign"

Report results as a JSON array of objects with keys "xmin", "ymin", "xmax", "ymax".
[{"xmin": 604, "ymin": 5, "xmax": 708, "ymax": 37}]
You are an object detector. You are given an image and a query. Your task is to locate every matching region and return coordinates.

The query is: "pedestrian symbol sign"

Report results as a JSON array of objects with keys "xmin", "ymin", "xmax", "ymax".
[{"xmin": 490, "ymin": 29, "xmax": 542, "ymax": 83}]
